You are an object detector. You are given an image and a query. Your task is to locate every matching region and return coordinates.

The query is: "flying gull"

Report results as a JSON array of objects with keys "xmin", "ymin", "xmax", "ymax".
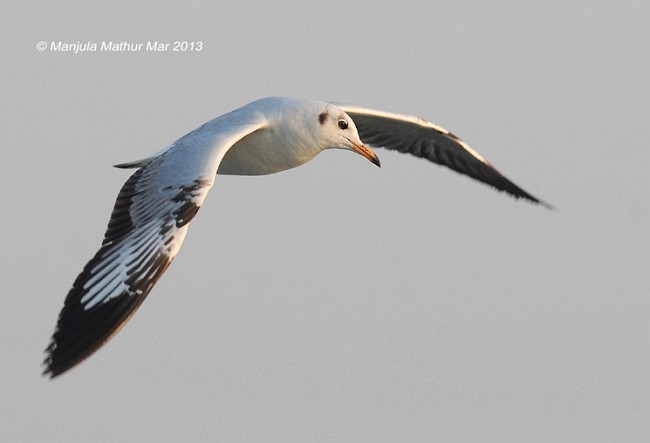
[{"xmin": 44, "ymin": 96, "xmax": 551, "ymax": 377}]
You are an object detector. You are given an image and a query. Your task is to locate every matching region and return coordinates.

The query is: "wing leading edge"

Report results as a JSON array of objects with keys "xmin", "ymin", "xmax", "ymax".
[
  {"xmin": 339, "ymin": 104, "xmax": 552, "ymax": 209},
  {"xmin": 44, "ymin": 117, "xmax": 267, "ymax": 377}
]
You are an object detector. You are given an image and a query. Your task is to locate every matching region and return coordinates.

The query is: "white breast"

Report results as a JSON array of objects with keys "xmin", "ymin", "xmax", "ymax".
[{"xmin": 217, "ymin": 109, "xmax": 323, "ymax": 176}]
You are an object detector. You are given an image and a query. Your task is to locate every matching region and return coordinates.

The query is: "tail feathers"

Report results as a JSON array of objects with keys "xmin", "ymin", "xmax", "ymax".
[
  {"xmin": 114, "ymin": 144, "xmax": 174, "ymax": 169},
  {"xmin": 113, "ymin": 156, "xmax": 157, "ymax": 169}
]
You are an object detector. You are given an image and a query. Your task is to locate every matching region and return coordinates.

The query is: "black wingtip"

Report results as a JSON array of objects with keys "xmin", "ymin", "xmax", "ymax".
[
  {"xmin": 538, "ymin": 199, "xmax": 557, "ymax": 212},
  {"xmin": 515, "ymin": 192, "xmax": 556, "ymax": 212},
  {"xmin": 42, "ymin": 341, "xmax": 72, "ymax": 379},
  {"xmin": 511, "ymin": 188, "xmax": 555, "ymax": 211},
  {"xmin": 42, "ymin": 363, "xmax": 59, "ymax": 379},
  {"xmin": 480, "ymin": 163, "xmax": 555, "ymax": 211},
  {"xmin": 511, "ymin": 184, "xmax": 556, "ymax": 212}
]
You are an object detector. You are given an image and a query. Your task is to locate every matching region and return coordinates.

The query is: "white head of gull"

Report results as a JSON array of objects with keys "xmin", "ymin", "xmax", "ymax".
[{"xmin": 44, "ymin": 96, "xmax": 551, "ymax": 377}]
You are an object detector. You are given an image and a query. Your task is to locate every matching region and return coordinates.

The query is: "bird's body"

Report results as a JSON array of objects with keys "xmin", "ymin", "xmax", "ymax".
[
  {"xmin": 44, "ymin": 96, "xmax": 550, "ymax": 377},
  {"xmin": 218, "ymin": 97, "xmax": 338, "ymax": 175}
]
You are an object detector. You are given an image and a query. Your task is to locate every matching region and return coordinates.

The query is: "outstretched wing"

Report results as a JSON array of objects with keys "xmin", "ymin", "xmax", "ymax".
[
  {"xmin": 338, "ymin": 104, "xmax": 551, "ymax": 209},
  {"xmin": 44, "ymin": 116, "xmax": 267, "ymax": 377}
]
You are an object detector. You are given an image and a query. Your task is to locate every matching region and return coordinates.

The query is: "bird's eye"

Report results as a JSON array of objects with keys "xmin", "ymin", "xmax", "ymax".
[{"xmin": 338, "ymin": 119, "xmax": 348, "ymax": 130}]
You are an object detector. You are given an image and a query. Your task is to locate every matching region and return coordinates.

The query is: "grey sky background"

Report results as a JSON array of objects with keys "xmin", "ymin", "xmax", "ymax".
[{"xmin": 1, "ymin": 1, "xmax": 648, "ymax": 442}]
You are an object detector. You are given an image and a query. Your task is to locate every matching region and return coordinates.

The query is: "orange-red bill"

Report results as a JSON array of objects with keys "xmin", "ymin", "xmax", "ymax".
[{"xmin": 351, "ymin": 142, "xmax": 381, "ymax": 167}]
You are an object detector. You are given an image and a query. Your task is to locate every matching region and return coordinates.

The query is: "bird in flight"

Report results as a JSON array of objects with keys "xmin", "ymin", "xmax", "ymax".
[{"xmin": 44, "ymin": 96, "xmax": 551, "ymax": 377}]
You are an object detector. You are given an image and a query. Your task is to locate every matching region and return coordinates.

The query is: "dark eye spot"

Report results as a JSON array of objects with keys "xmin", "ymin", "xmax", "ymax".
[
  {"xmin": 338, "ymin": 119, "xmax": 348, "ymax": 130},
  {"xmin": 318, "ymin": 112, "xmax": 328, "ymax": 125}
]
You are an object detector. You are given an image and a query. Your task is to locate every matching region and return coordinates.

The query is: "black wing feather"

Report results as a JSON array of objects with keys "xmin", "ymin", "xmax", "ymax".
[
  {"xmin": 347, "ymin": 112, "xmax": 551, "ymax": 208},
  {"xmin": 43, "ymin": 161, "xmax": 207, "ymax": 377}
]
